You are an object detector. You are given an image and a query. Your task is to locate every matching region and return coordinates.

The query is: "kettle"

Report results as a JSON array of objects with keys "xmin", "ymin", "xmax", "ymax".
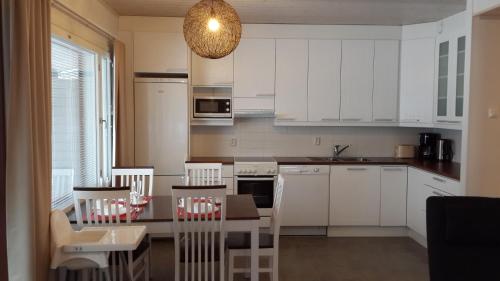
[{"xmin": 437, "ymin": 139, "xmax": 453, "ymax": 161}]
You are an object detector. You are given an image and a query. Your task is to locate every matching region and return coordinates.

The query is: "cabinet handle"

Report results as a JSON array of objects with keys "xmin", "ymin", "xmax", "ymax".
[
  {"xmin": 436, "ymin": 120, "xmax": 461, "ymax": 124},
  {"xmin": 321, "ymin": 118, "xmax": 340, "ymax": 121},
  {"xmin": 374, "ymin": 118, "xmax": 395, "ymax": 122},
  {"xmin": 383, "ymin": 167, "xmax": 403, "ymax": 171},
  {"xmin": 432, "ymin": 177, "xmax": 446, "ymax": 183},
  {"xmin": 432, "ymin": 191, "xmax": 446, "ymax": 197},
  {"xmin": 401, "ymin": 119, "xmax": 421, "ymax": 122},
  {"xmin": 342, "ymin": 118, "xmax": 362, "ymax": 122},
  {"xmin": 347, "ymin": 167, "xmax": 367, "ymax": 171},
  {"xmin": 256, "ymin": 93, "xmax": 275, "ymax": 97},
  {"xmin": 276, "ymin": 117, "xmax": 296, "ymax": 121}
]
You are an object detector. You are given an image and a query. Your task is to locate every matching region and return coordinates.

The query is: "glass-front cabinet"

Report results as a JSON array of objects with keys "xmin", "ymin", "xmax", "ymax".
[{"xmin": 434, "ymin": 33, "xmax": 466, "ymax": 125}]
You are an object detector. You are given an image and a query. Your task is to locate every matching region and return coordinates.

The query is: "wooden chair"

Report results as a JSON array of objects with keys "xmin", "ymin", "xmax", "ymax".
[
  {"xmin": 112, "ymin": 167, "xmax": 154, "ymax": 196},
  {"xmin": 227, "ymin": 175, "xmax": 285, "ymax": 281},
  {"xmin": 185, "ymin": 163, "xmax": 223, "ymax": 185},
  {"xmin": 73, "ymin": 187, "xmax": 150, "ymax": 281},
  {"xmin": 171, "ymin": 185, "xmax": 227, "ymax": 281},
  {"xmin": 50, "ymin": 209, "xmax": 111, "ymax": 281}
]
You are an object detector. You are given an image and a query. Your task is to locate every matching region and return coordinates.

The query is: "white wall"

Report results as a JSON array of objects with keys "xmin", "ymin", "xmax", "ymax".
[
  {"xmin": 54, "ymin": 0, "xmax": 119, "ymax": 37},
  {"xmin": 466, "ymin": 15, "xmax": 500, "ymax": 196},
  {"xmin": 191, "ymin": 118, "xmax": 423, "ymax": 158}
]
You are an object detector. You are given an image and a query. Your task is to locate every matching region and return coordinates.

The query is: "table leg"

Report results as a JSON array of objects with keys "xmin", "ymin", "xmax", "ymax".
[{"xmin": 250, "ymin": 220, "xmax": 259, "ymax": 281}]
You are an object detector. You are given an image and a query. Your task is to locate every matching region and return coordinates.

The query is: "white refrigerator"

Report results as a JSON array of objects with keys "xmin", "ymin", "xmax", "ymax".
[{"xmin": 134, "ymin": 77, "xmax": 188, "ymax": 195}]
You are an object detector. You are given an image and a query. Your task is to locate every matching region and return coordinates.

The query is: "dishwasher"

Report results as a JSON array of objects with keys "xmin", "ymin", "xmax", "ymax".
[{"xmin": 279, "ymin": 165, "xmax": 330, "ymax": 228}]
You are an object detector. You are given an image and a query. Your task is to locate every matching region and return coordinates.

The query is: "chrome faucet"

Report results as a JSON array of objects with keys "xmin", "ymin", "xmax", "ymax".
[{"xmin": 333, "ymin": 144, "xmax": 350, "ymax": 158}]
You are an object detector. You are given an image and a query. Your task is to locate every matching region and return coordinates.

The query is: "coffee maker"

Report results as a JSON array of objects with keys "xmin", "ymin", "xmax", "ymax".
[{"xmin": 418, "ymin": 133, "xmax": 440, "ymax": 160}]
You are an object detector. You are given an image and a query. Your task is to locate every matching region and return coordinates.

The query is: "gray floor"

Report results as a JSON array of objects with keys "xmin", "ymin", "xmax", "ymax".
[{"xmin": 150, "ymin": 236, "xmax": 429, "ymax": 281}]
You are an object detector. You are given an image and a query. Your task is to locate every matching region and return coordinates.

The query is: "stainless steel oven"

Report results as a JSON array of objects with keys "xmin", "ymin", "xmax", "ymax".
[{"xmin": 193, "ymin": 96, "xmax": 232, "ymax": 118}]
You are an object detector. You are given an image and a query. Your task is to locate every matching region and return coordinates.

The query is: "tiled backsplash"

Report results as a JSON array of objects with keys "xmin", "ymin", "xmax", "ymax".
[{"xmin": 190, "ymin": 118, "xmax": 461, "ymax": 161}]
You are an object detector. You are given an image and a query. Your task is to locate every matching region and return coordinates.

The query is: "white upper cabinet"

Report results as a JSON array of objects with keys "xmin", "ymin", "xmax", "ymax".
[
  {"xmin": 434, "ymin": 34, "xmax": 466, "ymax": 124},
  {"xmin": 275, "ymin": 39, "xmax": 308, "ymax": 122},
  {"xmin": 373, "ymin": 40, "xmax": 400, "ymax": 122},
  {"xmin": 134, "ymin": 32, "xmax": 188, "ymax": 73},
  {"xmin": 399, "ymin": 38, "xmax": 436, "ymax": 124},
  {"xmin": 191, "ymin": 52, "xmax": 234, "ymax": 86},
  {"xmin": 234, "ymin": 39, "xmax": 275, "ymax": 98},
  {"xmin": 307, "ymin": 40, "xmax": 342, "ymax": 122},
  {"xmin": 340, "ymin": 40, "xmax": 374, "ymax": 122},
  {"xmin": 233, "ymin": 39, "xmax": 276, "ymax": 114}
]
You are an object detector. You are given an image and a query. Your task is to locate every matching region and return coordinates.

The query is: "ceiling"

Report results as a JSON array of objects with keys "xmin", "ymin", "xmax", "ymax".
[{"xmin": 102, "ymin": 0, "xmax": 466, "ymax": 25}]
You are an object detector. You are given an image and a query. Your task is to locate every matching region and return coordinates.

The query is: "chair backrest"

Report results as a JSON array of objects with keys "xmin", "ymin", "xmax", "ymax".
[
  {"xmin": 270, "ymin": 175, "xmax": 285, "ymax": 238},
  {"xmin": 73, "ymin": 187, "xmax": 131, "ymax": 227},
  {"xmin": 111, "ymin": 167, "xmax": 154, "ymax": 196},
  {"xmin": 52, "ymin": 168, "xmax": 74, "ymax": 208},
  {"xmin": 427, "ymin": 196, "xmax": 500, "ymax": 280},
  {"xmin": 184, "ymin": 163, "xmax": 222, "ymax": 186},
  {"xmin": 171, "ymin": 185, "xmax": 227, "ymax": 281}
]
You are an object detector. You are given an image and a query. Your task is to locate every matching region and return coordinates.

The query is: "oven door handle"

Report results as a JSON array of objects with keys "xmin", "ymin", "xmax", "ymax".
[{"xmin": 236, "ymin": 177, "xmax": 276, "ymax": 181}]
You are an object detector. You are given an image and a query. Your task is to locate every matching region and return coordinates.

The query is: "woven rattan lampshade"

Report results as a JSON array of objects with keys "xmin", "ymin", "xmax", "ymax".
[{"xmin": 183, "ymin": 0, "xmax": 242, "ymax": 59}]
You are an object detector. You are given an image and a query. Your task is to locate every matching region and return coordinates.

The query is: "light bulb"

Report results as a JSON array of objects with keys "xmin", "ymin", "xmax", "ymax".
[{"xmin": 207, "ymin": 18, "xmax": 220, "ymax": 32}]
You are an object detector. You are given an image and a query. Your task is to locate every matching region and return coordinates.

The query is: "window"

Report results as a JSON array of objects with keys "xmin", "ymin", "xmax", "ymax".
[{"xmin": 51, "ymin": 38, "xmax": 112, "ymax": 209}]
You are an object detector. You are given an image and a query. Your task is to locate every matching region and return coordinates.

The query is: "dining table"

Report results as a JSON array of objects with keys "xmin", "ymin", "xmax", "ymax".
[{"xmin": 68, "ymin": 194, "xmax": 261, "ymax": 281}]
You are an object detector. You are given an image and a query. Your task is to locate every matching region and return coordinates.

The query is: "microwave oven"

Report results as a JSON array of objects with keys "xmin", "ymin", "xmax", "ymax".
[{"xmin": 193, "ymin": 96, "xmax": 232, "ymax": 118}]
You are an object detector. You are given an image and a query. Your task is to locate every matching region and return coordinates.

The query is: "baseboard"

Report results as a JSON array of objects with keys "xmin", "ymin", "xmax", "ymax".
[
  {"xmin": 327, "ymin": 226, "xmax": 409, "ymax": 237},
  {"xmin": 281, "ymin": 226, "xmax": 327, "ymax": 236},
  {"xmin": 408, "ymin": 229, "xmax": 427, "ymax": 248}
]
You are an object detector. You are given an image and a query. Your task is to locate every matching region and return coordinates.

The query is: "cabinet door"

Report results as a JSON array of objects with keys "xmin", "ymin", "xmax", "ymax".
[
  {"xmin": 435, "ymin": 38, "xmax": 451, "ymax": 121},
  {"xmin": 434, "ymin": 33, "xmax": 466, "ymax": 124},
  {"xmin": 308, "ymin": 40, "xmax": 341, "ymax": 122},
  {"xmin": 454, "ymin": 36, "xmax": 466, "ymax": 119},
  {"xmin": 380, "ymin": 166, "xmax": 407, "ymax": 226},
  {"xmin": 281, "ymin": 173, "xmax": 330, "ymax": 226},
  {"xmin": 399, "ymin": 38, "xmax": 435, "ymax": 124},
  {"xmin": 340, "ymin": 40, "xmax": 374, "ymax": 122},
  {"xmin": 453, "ymin": 36, "xmax": 466, "ymax": 120},
  {"xmin": 330, "ymin": 166, "xmax": 380, "ymax": 226},
  {"xmin": 373, "ymin": 40, "xmax": 400, "ymax": 122},
  {"xmin": 234, "ymin": 39, "xmax": 275, "ymax": 98},
  {"xmin": 275, "ymin": 39, "xmax": 308, "ymax": 122},
  {"xmin": 134, "ymin": 32, "xmax": 188, "ymax": 73},
  {"xmin": 406, "ymin": 168, "xmax": 422, "ymax": 234},
  {"xmin": 191, "ymin": 52, "xmax": 234, "ymax": 86}
]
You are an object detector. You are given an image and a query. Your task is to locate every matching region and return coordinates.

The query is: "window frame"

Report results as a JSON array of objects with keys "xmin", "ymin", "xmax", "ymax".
[{"xmin": 50, "ymin": 34, "xmax": 113, "ymax": 211}]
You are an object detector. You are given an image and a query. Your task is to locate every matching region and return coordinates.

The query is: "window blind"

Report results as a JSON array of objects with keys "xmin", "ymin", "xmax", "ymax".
[{"xmin": 51, "ymin": 38, "xmax": 98, "ymax": 209}]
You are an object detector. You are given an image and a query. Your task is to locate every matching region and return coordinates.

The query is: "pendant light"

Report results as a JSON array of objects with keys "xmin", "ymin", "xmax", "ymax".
[{"xmin": 183, "ymin": 0, "xmax": 242, "ymax": 59}]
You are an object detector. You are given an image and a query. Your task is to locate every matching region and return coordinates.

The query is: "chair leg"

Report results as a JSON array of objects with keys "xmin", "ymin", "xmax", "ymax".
[
  {"xmin": 272, "ymin": 252, "xmax": 279, "ymax": 281},
  {"xmin": 102, "ymin": 268, "xmax": 112, "ymax": 281},
  {"xmin": 148, "ymin": 235, "xmax": 153, "ymax": 280},
  {"xmin": 228, "ymin": 251, "xmax": 234, "ymax": 281},
  {"xmin": 57, "ymin": 268, "xmax": 67, "ymax": 281},
  {"xmin": 145, "ymin": 249, "xmax": 150, "ymax": 281}
]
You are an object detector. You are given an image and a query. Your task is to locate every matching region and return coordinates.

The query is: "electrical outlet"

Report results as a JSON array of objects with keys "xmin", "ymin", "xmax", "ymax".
[
  {"xmin": 488, "ymin": 107, "xmax": 498, "ymax": 119},
  {"xmin": 231, "ymin": 138, "xmax": 238, "ymax": 147},
  {"xmin": 314, "ymin": 137, "xmax": 321, "ymax": 146}
]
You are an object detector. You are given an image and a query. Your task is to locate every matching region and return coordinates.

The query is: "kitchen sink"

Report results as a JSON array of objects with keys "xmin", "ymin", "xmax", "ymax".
[{"xmin": 308, "ymin": 157, "xmax": 371, "ymax": 162}]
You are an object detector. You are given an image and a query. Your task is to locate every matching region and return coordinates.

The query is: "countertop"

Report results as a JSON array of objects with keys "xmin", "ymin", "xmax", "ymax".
[{"xmin": 186, "ymin": 156, "xmax": 461, "ymax": 181}]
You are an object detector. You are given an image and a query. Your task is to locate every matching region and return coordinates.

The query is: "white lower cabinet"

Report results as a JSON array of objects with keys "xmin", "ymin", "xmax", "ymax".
[
  {"xmin": 223, "ymin": 165, "xmax": 234, "ymax": 195},
  {"xmin": 330, "ymin": 166, "xmax": 381, "ymax": 226},
  {"xmin": 407, "ymin": 167, "xmax": 454, "ymax": 238},
  {"xmin": 280, "ymin": 166, "xmax": 330, "ymax": 226},
  {"xmin": 380, "ymin": 166, "xmax": 408, "ymax": 226}
]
